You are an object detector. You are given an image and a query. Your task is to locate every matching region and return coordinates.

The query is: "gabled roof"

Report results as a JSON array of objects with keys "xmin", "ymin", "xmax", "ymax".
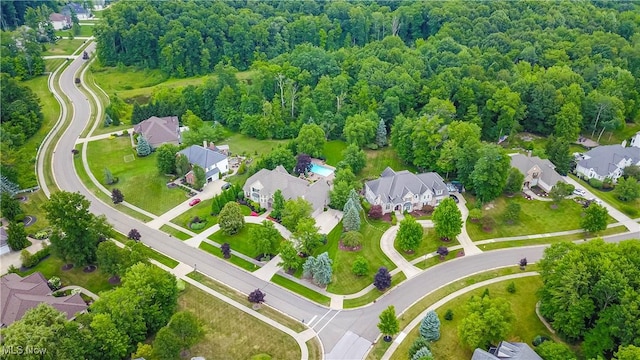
[
  {"xmin": 471, "ymin": 342, "xmax": 542, "ymax": 360},
  {"xmin": 133, "ymin": 116, "xmax": 180, "ymax": 147},
  {"xmin": 578, "ymin": 145, "xmax": 640, "ymax": 177},
  {"xmin": 243, "ymin": 166, "xmax": 329, "ymax": 212},
  {"xmin": 365, "ymin": 167, "xmax": 448, "ymax": 203},
  {"xmin": 178, "ymin": 145, "xmax": 227, "ymax": 170},
  {"xmin": 62, "ymin": 3, "xmax": 89, "ymax": 15},
  {"xmin": 510, "ymin": 154, "xmax": 564, "ymax": 187},
  {"xmin": 1, "ymin": 273, "xmax": 87, "ymax": 327},
  {"xmin": 49, "ymin": 13, "xmax": 70, "ymax": 22}
]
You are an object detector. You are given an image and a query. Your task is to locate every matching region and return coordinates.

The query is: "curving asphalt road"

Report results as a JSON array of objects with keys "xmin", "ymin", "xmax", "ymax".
[{"xmin": 51, "ymin": 43, "xmax": 640, "ymax": 359}]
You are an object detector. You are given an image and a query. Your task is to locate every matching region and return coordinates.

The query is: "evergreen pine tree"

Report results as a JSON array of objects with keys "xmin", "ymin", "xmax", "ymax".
[
  {"xmin": 271, "ymin": 189, "xmax": 285, "ymax": 220},
  {"xmin": 376, "ymin": 118, "xmax": 388, "ymax": 147},
  {"xmin": 7, "ymin": 221, "xmax": 29, "ymax": 251},
  {"xmin": 348, "ymin": 189, "xmax": 363, "ymax": 212},
  {"xmin": 419, "ymin": 310, "xmax": 441, "ymax": 341},
  {"xmin": 312, "ymin": 252, "xmax": 333, "ymax": 286},
  {"xmin": 342, "ymin": 204, "xmax": 361, "ymax": 232},
  {"xmin": 137, "ymin": 135, "xmax": 152, "ymax": 156}
]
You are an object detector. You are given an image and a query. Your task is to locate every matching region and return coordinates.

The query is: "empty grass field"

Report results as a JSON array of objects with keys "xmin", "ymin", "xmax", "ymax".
[
  {"xmin": 198, "ymin": 241, "xmax": 259, "ymax": 272},
  {"xmin": 223, "ymin": 132, "xmax": 288, "ymax": 157},
  {"xmin": 19, "ymin": 254, "xmax": 117, "ymax": 295},
  {"xmin": 465, "ymin": 195, "xmax": 614, "ymax": 241},
  {"xmin": 323, "ymin": 140, "xmax": 348, "ymax": 166},
  {"xmin": 360, "ymin": 146, "xmax": 416, "ymax": 181},
  {"xmin": 395, "ymin": 228, "xmax": 460, "ymax": 262},
  {"xmin": 179, "ymin": 283, "xmax": 301, "ymax": 359},
  {"xmin": 389, "ymin": 276, "xmax": 562, "ymax": 360},
  {"xmin": 85, "ymin": 137, "xmax": 187, "ymax": 215}
]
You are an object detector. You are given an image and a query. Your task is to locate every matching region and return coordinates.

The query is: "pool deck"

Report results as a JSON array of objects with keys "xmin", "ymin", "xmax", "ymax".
[{"xmin": 307, "ymin": 160, "xmax": 336, "ymax": 183}]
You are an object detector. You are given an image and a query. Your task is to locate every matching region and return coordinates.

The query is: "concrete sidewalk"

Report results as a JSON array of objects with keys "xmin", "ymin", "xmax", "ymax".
[
  {"xmin": 75, "ymin": 128, "xmax": 134, "ymax": 143},
  {"xmin": 254, "ymin": 255, "xmax": 283, "ymax": 281},
  {"xmin": 379, "ymin": 225, "xmax": 421, "ymax": 278},
  {"xmin": 454, "ymin": 194, "xmax": 483, "ymax": 255}
]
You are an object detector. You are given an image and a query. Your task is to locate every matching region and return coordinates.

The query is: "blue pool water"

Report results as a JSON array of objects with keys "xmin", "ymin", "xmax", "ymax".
[{"xmin": 310, "ymin": 164, "xmax": 334, "ymax": 177}]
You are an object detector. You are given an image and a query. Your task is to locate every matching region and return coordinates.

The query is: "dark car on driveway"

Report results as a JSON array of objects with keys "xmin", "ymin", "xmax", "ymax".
[{"xmin": 221, "ymin": 182, "xmax": 231, "ymax": 190}]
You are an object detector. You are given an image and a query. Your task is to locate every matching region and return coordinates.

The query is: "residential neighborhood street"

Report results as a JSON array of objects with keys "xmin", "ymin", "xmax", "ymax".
[{"xmin": 42, "ymin": 41, "xmax": 640, "ymax": 359}]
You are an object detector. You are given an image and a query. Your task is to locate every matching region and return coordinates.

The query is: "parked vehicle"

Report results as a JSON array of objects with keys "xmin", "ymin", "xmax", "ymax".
[
  {"xmin": 74, "ymin": 77, "xmax": 81, "ymax": 84},
  {"xmin": 189, "ymin": 198, "xmax": 201, "ymax": 206},
  {"xmin": 573, "ymin": 189, "xmax": 586, "ymax": 196},
  {"xmin": 221, "ymin": 182, "xmax": 231, "ymax": 190},
  {"xmin": 82, "ymin": 51, "xmax": 89, "ymax": 60}
]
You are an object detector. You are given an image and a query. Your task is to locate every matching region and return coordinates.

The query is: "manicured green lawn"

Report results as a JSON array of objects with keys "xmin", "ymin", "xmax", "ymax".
[
  {"xmin": 390, "ymin": 277, "xmax": 562, "ymax": 360},
  {"xmin": 159, "ymin": 225, "xmax": 191, "ymax": 241},
  {"xmin": 171, "ymin": 198, "xmax": 218, "ymax": 233},
  {"xmin": 110, "ymin": 232, "xmax": 179, "ymax": 268},
  {"xmin": 18, "ymin": 190, "xmax": 50, "ymax": 234},
  {"xmin": 199, "ymin": 241, "xmax": 259, "ymax": 272},
  {"xmin": 179, "ymin": 283, "xmax": 301, "ymax": 360},
  {"xmin": 414, "ymin": 251, "xmax": 459, "ymax": 270},
  {"xmin": 42, "ymin": 39, "xmax": 86, "ymax": 56},
  {"xmin": 593, "ymin": 122, "xmax": 640, "ymax": 146},
  {"xmin": 465, "ymin": 195, "xmax": 613, "ymax": 241},
  {"xmin": 342, "ymin": 272, "xmax": 407, "ymax": 308},
  {"xmin": 55, "ymin": 26, "xmax": 94, "ymax": 38},
  {"xmin": 7, "ymin": 75, "xmax": 60, "ymax": 188},
  {"xmin": 19, "ymin": 254, "xmax": 116, "ymax": 295},
  {"xmin": 570, "ymin": 174, "xmax": 640, "ymax": 217},
  {"xmin": 45, "ymin": 58, "xmax": 66, "ymax": 72},
  {"xmin": 223, "ymin": 132, "xmax": 288, "ymax": 157},
  {"xmin": 359, "ymin": 146, "xmax": 416, "ymax": 181},
  {"xmin": 323, "ymin": 140, "xmax": 348, "ymax": 166},
  {"xmin": 478, "ymin": 225, "xmax": 629, "ymax": 251},
  {"xmin": 86, "ymin": 137, "xmax": 187, "ymax": 215},
  {"xmin": 396, "ymin": 228, "xmax": 460, "ymax": 261},
  {"xmin": 207, "ymin": 223, "xmax": 283, "ymax": 259},
  {"xmin": 319, "ymin": 219, "xmax": 396, "ymax": 295},
  {"xmin": 271, "ymin": 274, "xmax": 331, "ymax": 306}
]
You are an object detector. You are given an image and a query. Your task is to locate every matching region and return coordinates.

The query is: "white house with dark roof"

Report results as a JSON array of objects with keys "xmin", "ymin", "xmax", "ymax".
[
  {"xmin": 630, "ymin": 131, "xmax": 640, "ymax": 148},
  {"xmin": 510, "ymin": 153, "xmax": 564, "ymax": 193},
  {"xmin": 178, "ymin": 144, "xmax": 228, "ymax": 184},
  {"xmin": 364, "ymin": 167, "xmax": 449, "ymax": 214},
  {"xmin": 49, "ymin": 13, "xmax": 71, "ymax": 30},
  {"xmin": 576, "ymin": 145, "xmax": 640, "ymax": 182},
  {"xmin": 243, "ymin": 165, "xmax": 330, "ymax": 217},
  {"xmin": 61, "ymin": 3, "xmax": 91, "ymax": 20},
  {"xmin": 133, "ymin": 116, "xmax": 180, "ymax": 148}
]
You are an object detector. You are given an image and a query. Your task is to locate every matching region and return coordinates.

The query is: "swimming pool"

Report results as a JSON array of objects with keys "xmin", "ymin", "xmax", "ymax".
[{"xmin": 309, "ymin": 163, "xmax": 334, "ymax": 177}]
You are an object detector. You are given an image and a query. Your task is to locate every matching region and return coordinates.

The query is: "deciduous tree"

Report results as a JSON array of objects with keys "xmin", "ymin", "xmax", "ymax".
[
  {"xmin": 111, "ymin": 188, "xmax": 124, "ymax": 204},
  {"xmin": 432, "ymin": 198, "xmax": 462, "ymax": 241},
  {"xmin": 0, "ymin": 192, "xmax": 22, "ymax": 221},
  {"xmin": 270, "ymin": 189, "xmax": 285, "ymax": 220},
  {"xmin": 249, "ymin": 220, "xmax": 281, "ymax": 259},
  {"xmin": 614, "ymin": 177, "xmax": 640, "ymax": 202},
  {"xmin": 221, "ymin": 243, "xmax": 231, "ymax": 259},
  {"xmin": 341, "ymin": 144, "xmax": 367, "ymax": 174},
  {"xmin": 503, "ymin": 202, "xmax": 521, "ymax": 224},
  {"xmin": 156, "ymin": 144, "xmax": 180, "ymax": 175},
  {"xmin": 352, "ymin": 256, "xmax": 369, "ymax": 276},
  {"xmin": 296, "ymin": 123, "xmax": 326, "ymax": 158},
  {"xmin": 219, "ymin": 202, "xmax": 245, "ymax": 235},
  {"xmin": 127, "ymin": 228, "xmax": 141, "ymax": 241},
  {"xmin": 549, "ymin": 182, "xmax": 575, "ymax": 204},
  {"xmin": 278, "ymin": 241, "xmax": 301, "ymax": 272},
  {"xmin": 378, "ymin": 306, "xmax": 399, "ymax": 340},
  {"xmin": 397, "ymin": 215, "xmax": 423, "ymax": 252},
  {"xmin": 248, "ymin": 289, "xmax": 266, "ymax": 304},
  {"xmin": 458, "ymin": 295, "xmax": 514, "ymax": 350},
  {"xmin": 374, "ymin": 266, "xmax": 391, "ymax": 291},
  {"xmin": 192, "ymin": 165, "xmax": 206, "ymax": 190},
  {"xmin": 503, "ymin": 168, "xmax": 524, "ymax": 195},
  {"xmin": 293, "ymin": 217, "xmax": 323, "ymax": 255},
  {"xmin": 175, "ymin": 154, "xmax": 191, "ymax": 177},
  {"xmin": 6, "ymin": 221, "xmax": 28, "ymax": 251},
  {"xmin": 580, "ymin": 203, "xmax": 608, "ymax": 233},
  {"xmin": 89, "ymin": 313, "xmax": 130, "ymax": 360},
  {"xmin": 281, "ymin": 198, "xmax": 313, "ymax": 230},
  {"xmin": 471, "ymin": 144, "xmax": 511, "ymax": 203},
  {"xmin": 294, "ymin": 153, "xmax": 312, "ymax": 175}
]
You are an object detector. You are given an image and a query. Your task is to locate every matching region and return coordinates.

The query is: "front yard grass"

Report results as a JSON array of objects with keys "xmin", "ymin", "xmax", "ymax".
[
  {"xmin": 19, "ymin": 254, "xmax": 116, "ymax": 295},
  {"xmin": 465, "ymin": 195, "xmax": 614, "ymax": 241},
  {"xmin": 342, "ymin": 272, "xmax": 407, "ymax": 308},
  {"xmin": 179, "ymin": 283, "xmax": 301, "ymax": 360},
  {"xmin": 207, "ymin": 223, "xmax": 282, "ymax": 260},
  {"xmin": 171, "ymin": 198, "xmax": 218, "ymax": 233},
  {"xmin": 85, "ymin": 137, "xmax": 187, "ymax": 215},
  {"xmin": 569, "ymin": 174, "xmax": 640, "ymax": 217},
  {"xmin": 414, "ymin": 251, "xmax": 459, "ymax": 270},
  {"xmin": 320, "ymin": 219, "xmax": 395, "ymax": 295},
  {"xmin": 55, "ymin": 25, "xmax": 94, "ymax": 38},
  {"xmin": 198, "ymin": 241, "xmax": 259, "ymax": 272},
  {"xmin": 110, "ymin": 231, "xmax": 179, "ymax": 268},
  {"xmin": 323, "ymin": 140, "xmax": 348, "ymax": 166},
  {"xmin": 395, "ymin": 228, "xmax": 460, "ymax": 262},
  {"xmin": 359, "ymin": 146, "xmax": 416, "ymax": 181},
  {"xmin": 389, "ymin": 276, "xmax": 559, "ymax": 360},
  {"xmin": 159, "ymin": 225, "xmax": 191, "ymax": 241},
  {"xmin": 42, "ymin": 38, "xmax": 87, "ymax": 56},
  {"xmin": 271, "ymin": 274, "xmax": 331, "ymax": 306}
]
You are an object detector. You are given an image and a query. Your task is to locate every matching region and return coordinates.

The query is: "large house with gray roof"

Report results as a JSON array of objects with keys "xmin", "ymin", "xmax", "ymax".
[
  {"xmin": 364, "ymin": 167, "xmax": 448, "ymax": 215},
  {"xmin": 575, "ymin": 145, "xmax": 640, "ymax": 182},
  {"xmin": 178, "ymin": 144, "xmax": 229, "ymax": 185},
  {"xmin": 1, "ymin": 272, "xmax": 88, "ymax": 327},
  {"xmin": 243, "ymin": 165, "xmax": 330, "ymax": 217},
  {"xmin": 510, "ymin": 153, "xmax": 564, "ymax": 193},
  {"xmin": 471, "ymin": 341, "xmax": 541, "ymax": 360}
]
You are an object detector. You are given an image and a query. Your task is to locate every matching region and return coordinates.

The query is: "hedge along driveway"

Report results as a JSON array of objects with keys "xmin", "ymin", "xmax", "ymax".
[{"xmin": 85, "ymin": 137, "xmax": 187, "ymax": 215}]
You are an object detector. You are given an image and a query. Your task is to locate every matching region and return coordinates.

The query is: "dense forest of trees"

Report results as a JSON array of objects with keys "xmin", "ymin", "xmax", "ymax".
[
  {"xmin": 0, "ymin": 74, "xmax": 44, "ymax": 153},
  {"xmin": 96, "ymin": 1, "xmax": 639, "ymax": 148},
  {"xmin": 0, "ymin": 0, "xmax": 57, "ymax": 30}
]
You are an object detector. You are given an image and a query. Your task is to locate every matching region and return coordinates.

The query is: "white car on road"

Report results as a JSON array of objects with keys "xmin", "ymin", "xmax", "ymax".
[{"xmin": 573, "ymin": 188, "xmax": 586, "ymax": 196}]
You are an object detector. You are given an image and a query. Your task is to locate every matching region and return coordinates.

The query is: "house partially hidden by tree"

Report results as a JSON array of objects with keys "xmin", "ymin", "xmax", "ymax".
[
  {"xmin": 0, "ymin": 227, "xmax": 8, "ymax": 255},
  {"xmin": 243, "ymin": 165, "xmax": 330, "ymax": 217},
  {"xmin": 364, "ymin": 167, "xmax": 449, "ymax": 215},
  {"xmin": 510, "ymin": 153, "xmax": 564, "ymax": 193},
  {"xmin": 628, "ymin": 131, "xmax": 640, "ymax": 148},
  {"xmin": 178, "ymin": 142, "xmax": 229, "ymax": 185},
  {"xmin": 61, "ymin": 3, "xmax": 91, "ymax": 20},
  {"xmin": 49, "ymin": 13, "xmax": 71, "ymax": 30},
  {"xmin": 471, "ymin": 341, "xmax": 542, "ymax": 360},
  {"xmin": 575, "ymin": 145, "xmax": 640, "ymax": 182},
  {"xmin": 133, "ymin": 116, "xmax": 180, "ymax": 148},
  {"xmin": 1, "ymin": 273, "xmax": 87, "ymax": 327}
]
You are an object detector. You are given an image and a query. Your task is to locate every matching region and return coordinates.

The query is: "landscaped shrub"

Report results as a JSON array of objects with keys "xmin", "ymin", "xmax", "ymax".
[
  {"xmin": 390, "ymin": 212, "xmax": 397, "ymax": 225},
  {"xmin": 34, "ymin": 231, "xmax": 49, "ymax": 240},
  {"xmin": 361, "ymin": 200, "xmax": 371, "ymax": 214},
  {"xmin": 342, "ymin": 231, "xmax": 362, "ymax": 248},
  {"xmin": 122, "ymin": 129, "xmax": 129, "ymax": 136},
  {"xmin": 14, "ymin": 213, "xmax": 25, "ymax": 222},
  {"xmin": 351, "ymin": 256, "xmax": 369, "ymax": 276},
  {"xmin": 408, "ymin": 337, "xmax": 431, "ymax": 359},
  {"xmin": 421, "ymin": 205, "xmax": 435, "ymax": 214},
  {"xmin": 588, "ymin": 178, "xmax": 603, "ymax": 189},
  {"xmin": 368, "ymin": 205, "xmax": 383, "ymax": 219},
  {"xmin": 444, "ymin": 309, "xmax": 454, "ymax": 321},
  {"xmin": 190, "ymin": 222, "xmax": 206, "ymax": 230},
  {"xmin": 21, "ymin": 245, "xmax": 51, "ymax": 268},
  {"xmin": 469, "ymin": 208, "xmax": 482, "ymax": 222},
  {"xmin": 48, "ymin": 276, "xmax": 62, "ymax": 290},
  {"xmin": 507, "ymin": 281, "xmax": 516, "ymax": 293}
]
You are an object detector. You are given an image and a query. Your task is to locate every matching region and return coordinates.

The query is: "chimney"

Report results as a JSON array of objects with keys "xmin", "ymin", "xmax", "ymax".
[
  {"xmin": 203, "ymin": 140, "xmax": 207, "ymax": 148},
  {"xmin": 527, "ymin": 150, "xmax": 532, "ymax": 158}
]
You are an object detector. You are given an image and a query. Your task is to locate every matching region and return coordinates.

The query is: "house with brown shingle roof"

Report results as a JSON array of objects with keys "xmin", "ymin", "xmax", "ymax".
[
  {"xmin": 133, "ymin": 116, "xmax": 181, "ymax": 148},
  {"xmin": 1, "ymin": 272, "xmax": 87, "ymax": 327}
]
